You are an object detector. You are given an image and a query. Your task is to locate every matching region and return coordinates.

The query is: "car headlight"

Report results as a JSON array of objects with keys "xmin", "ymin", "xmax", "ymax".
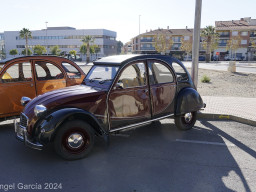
[
  {"xmin": 21, "ymin": 96, "xmax": 31, "ymax": 106},
  {"xmin": 34, "ymin": 105, "xmax": 47, "ymax": 117}
]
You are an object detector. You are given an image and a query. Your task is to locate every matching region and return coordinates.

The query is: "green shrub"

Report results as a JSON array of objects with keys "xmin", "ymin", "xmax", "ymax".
[{"xmin": 201, "ymin": 75, "xmax": 211, "ymax": 83}]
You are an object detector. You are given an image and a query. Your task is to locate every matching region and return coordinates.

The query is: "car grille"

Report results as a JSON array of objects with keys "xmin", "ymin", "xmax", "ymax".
[{"xmin": 20, "ymin": 113, "xmax": 28, "ymax": 128}]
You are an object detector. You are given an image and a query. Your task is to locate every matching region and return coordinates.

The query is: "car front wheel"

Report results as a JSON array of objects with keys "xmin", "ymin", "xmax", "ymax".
[
  {"xmin": 175, "ymin": 111, "xmax": 197, "ymax": 130},
  {"xmin": 54, "ymin": 120, "xmax": 95, "ymax": 160}
]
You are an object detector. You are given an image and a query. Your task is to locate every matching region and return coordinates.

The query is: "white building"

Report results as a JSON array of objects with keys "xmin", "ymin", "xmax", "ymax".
[{"xmin": 2, "ymin": 27, "xmax": 117, "ymax": 59}]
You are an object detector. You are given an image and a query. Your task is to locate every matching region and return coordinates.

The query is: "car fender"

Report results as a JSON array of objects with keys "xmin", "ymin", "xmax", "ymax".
[
  {"xmin": 36, "ymin": 108, "xmax": 108, "ymax": 145},
  {"xmin": 175, "ymin": 87, "xmax": 204, "ymax": 116}
]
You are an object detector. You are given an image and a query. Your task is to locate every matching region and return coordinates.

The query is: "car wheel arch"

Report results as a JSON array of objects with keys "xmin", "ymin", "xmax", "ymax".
[
  {"xmin": 38, "ymin": 108, "xmax": 106, "ymax": 143},
  {"xmin": 175, "ymin": 87, "xmax": 204, "ymax": 116}
]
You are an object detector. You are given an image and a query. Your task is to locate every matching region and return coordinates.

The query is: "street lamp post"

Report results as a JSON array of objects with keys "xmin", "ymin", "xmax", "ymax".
[
  {"xmin": 45, "ymin": 21, "xmax": 48, "ymax": 55},
  {"xmin": 191, "ymin": 0, "xmax": 202, "ymax": 88}
]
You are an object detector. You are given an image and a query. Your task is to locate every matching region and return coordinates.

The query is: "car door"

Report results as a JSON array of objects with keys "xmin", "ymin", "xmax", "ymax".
[
  {"xmin": 108, "ymin": 61, "xmax": 151, "ymax": 129},
  {"xmin": 33, "ymin": 60, "xmax": 66, "ymax": 95},
  {"xmin": 0, "ymin": 60, "xmax": 36, "ymax": 118},
  {"xmin": 147, "ymin": 60, "xmax": 176, "ymax": 118}
]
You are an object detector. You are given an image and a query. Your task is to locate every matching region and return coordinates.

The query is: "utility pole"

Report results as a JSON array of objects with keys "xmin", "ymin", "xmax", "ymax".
[
  {"xmin": 45, "ymin": 21, "xmax": 48, "ymax": 55},
  {"xmin": 191, "ymin": 0, "xmax": 202, "ymax": 88}
]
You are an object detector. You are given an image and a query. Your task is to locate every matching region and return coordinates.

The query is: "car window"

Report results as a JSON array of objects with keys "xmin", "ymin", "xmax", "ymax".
[
  {"xmin": 149, "ymin": 61, "xmax": 174, "ymax": 84},
  {"xmin": 117, "ymin": 62, "xmax": 146, "ymax": 89},
  {"xmin": 35, "ymin": 61, "xmax": 64, "ymax": 81},
  {"xmin": 172, "ymin": 62, "xmax": 189, "ymax": 81},
  {"xmin": 62, "ymin": 62, "xmax": 81, "ymax": 79},
  {"xmin": 1, "ymin": 62, "xmax": 32, "ymax": 83}
]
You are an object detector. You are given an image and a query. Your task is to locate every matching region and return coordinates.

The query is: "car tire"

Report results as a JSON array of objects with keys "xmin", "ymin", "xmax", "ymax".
[
  {"xmin": 54, "ymin": 120, "xmax": 95, "ymax": 160},
  {"xmin": 175, "ymin": 111, "xmax": 197, "ymax": 131}
]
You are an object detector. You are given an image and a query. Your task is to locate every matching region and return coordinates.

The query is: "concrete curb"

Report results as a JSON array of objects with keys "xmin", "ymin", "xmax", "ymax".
[{"xmin": 198, "ymin": 113, "xmax": 256, "ymax": 127}]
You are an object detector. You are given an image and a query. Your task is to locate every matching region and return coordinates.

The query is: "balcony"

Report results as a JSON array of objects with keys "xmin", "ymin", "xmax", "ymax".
[
  {"xmin": 218, "ymin": 43, "xmax": 227, "ymax": 47},
  {"xmin": 140, "ymin": 39, "xmax": 153, "ymax": 42},
  {"xmin": 219, "ymin": 34, "xmax": 230, "ymax": 38},
  {"xmin": 140, "ymin": 47, "xmax": 155, "ymax": 51}
]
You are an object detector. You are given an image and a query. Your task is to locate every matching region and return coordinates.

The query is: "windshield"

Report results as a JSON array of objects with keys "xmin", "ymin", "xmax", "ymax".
[{"xmin": 84, "ymin": 65, "xmax": 119, "ymax": 89}]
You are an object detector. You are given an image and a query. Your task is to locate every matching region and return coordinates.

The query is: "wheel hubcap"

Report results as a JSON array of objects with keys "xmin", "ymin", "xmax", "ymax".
[
  {"xmin": 67, "ymin": 133, "xmax": 84, "ymax": 149},
  {"xmin": 184, "ymin": 112, "xmax": 192, "ymax": 123}
]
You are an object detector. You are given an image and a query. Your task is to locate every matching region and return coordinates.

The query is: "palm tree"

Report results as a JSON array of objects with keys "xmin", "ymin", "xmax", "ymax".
[
  {"xmin": 201, "ymin": 26, "xmax": 219, "ymax": 62},
  {"xmin": 19, "ymin": 28, "xmax": 32, "ymax": 56},
  {"xmin": 81, "ymin": 35, "xmax": 94, "ymax": 63}
]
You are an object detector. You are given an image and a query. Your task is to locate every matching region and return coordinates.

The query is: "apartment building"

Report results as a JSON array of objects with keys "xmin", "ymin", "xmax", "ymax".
[
  {"xmin": 131, "ymin": 27, "xmax": 205, "ymax": 60},
  {"xmin": 131, "ymin": 17, "xmax": 256, "ymax": 61},
  {"xmin": 215, "ymin": 17, "xmax": 256, "ymax": 60},
  {"xmin": 1, "ymin": 27, "xmax": 117, "ymax": 59}
]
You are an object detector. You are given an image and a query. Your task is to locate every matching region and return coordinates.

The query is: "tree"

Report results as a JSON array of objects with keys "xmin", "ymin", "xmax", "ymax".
[
  {"xmin": 80, "ymin": 44, "xmax": 87, "ymax": 58},
  {"xmin": 19, "ymin": 28, "xmax": 32, "ymax": 56},
  {"xmin": 33, "ymin": 45, "xmax": 46, "ymax": 55},
  {"xmin": 81, "ymin": 35, "xmax": 94, "ymax": 63},
  {"xmin": 69, "ymin": 50, "xmax": 77, "ymax": 59},
  {"xmin": 153, "ymin": 34, "xmax": 173, "ymax": 54},
  {"xmin": 21, "ymin": 49, "xmax": 32, "ymax": 55},
  {"xmin": 9, "ymin": 49, "xmax": 18, "ymax": 57},
  {"xmin": 249, "ymin": 40, "xmax": 256, "ymax": 60},
  {"xmin": 201, "ymin": 26, "xmax": 219, "ymax": 62},
  {"xmin": 180, "ymin": 38, "xmax": 192, "ymax": 60},
  {"xmin": 226, "ymin": 36, "xmax": 242, "ymax": 61},
  {"xmin": 50, "ymin": 45, "xmax": 61, "ymax": 56}
]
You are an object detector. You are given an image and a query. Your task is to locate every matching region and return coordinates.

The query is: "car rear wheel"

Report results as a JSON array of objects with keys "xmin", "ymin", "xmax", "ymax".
[
  {"xmin": 54, "ymin": 120, "xmax": 95, "ymax": 160},
  {"xmin": 175, "ymin": 111, "xmax": 197, "ymax": 130}
]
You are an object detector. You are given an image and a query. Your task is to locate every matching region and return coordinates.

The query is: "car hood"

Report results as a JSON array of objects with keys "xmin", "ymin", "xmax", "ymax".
[{"xmin": 23, "ymin": 85, "xmax": 106, "ymax": 119}]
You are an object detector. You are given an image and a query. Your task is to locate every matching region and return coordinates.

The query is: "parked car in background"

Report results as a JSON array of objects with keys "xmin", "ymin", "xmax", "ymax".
[
  {"xmin": 199, "ymin": 56, "xmax": 206, "ymax": 61},
  {"xmin": 224, "ymin": 55, "xmax": 230, "ymax": 61},
  {"xmin": 0, "ymin": 56, "xmax": 85, "ymax": 121},
  {"xmin": 15, "ymin": 54, "xmax": 205, "ymax": 160},
  {"xmin": 231, "ymin": 56, "xmax": 244, "ymax": 61}
]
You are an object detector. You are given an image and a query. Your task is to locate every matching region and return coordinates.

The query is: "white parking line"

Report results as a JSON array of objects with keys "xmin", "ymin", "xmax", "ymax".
[{"xmin": 176, "ymin": 139, "xmax": 235, "ymax": 147}]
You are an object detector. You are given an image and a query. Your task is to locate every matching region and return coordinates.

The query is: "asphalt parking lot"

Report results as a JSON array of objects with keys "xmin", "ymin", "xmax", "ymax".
[{"xmin": 0, "ymin": 119, "xmax": 255, "ymax": 192}]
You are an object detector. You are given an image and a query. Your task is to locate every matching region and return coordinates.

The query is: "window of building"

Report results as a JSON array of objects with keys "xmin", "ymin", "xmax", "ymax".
[
  {"xmin": 241, "ymin": 31, "xmax": 248, "ymax": 36},
  {"xmin": 35, "ymin": 61, "xmax": 64, "ymax": 81},
  {"xmin": 232, "ymin": 31, "xmax": 238, "ymax": 36},
  {"xmin": 1, "ymin": 62, "xmax": 32, "ymax": 83},
  {"xmin": 184, "ymin": 36, "xmax": 190, "ymax": 41},
  {"xmin": 117, "ymin": 62, "xmax": 146, "ymax": 88},
  {"xmin": 241, "ymin": 40, "xmax": 247, "ymax": 45},
  {"xmin": 172, "ymin": 36, "xmax": 181, "ymax": 42}
]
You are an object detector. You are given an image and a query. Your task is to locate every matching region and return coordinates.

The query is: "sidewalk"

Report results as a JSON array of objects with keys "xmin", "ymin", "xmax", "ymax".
[
  {"xmin": 183, "ymin": 61, "xmax": 256, "ymax": 74},
  {"xmin": 199, "ymin": 96, "xmax": 256, "ymax": 126}
]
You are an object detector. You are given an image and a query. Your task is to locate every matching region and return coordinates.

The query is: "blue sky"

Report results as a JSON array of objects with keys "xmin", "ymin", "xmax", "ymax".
[{"xmin": 0, "ymin": 0, "xmax": 255, "ymax": 43}]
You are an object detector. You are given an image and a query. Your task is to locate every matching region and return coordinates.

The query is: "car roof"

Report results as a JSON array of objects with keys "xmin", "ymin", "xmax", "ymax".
[
  {"xmin": 0, "ymin": 55, "xmax": 74, "ymax": 64},
  {"xmin": 93, "ymin": 54, "xmax": 176, "ymax": 67}
]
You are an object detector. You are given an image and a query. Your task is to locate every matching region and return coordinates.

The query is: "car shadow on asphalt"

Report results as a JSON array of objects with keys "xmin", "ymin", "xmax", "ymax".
[
  {"xmin": 199, "ymin": 120, "xmax": 253, "ymax": 192},
  {"xmin": 0, "ymin": 119, "xmax": 254, "ymax": 191}
]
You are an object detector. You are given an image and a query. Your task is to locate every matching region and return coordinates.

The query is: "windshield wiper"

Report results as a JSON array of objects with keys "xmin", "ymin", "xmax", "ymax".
[
  {"xmin": 89, "ymin": 77, "xmax": 102, "ymax": 82},
  {"xmin": 99, "ymin": 79, "xmax": 112, "ymax": 84}
]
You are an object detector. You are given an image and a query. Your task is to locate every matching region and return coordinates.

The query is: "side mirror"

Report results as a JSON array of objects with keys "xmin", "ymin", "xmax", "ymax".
[
  {"xmin": 177, "ymin": 75, "xmax": 182, "ymax": 82},
  {"xmin": 114, "ymin": 82, "xmax": 124, "ymax": 90}
]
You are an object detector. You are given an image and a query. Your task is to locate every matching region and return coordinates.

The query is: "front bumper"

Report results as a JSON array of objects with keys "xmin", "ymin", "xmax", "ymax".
[{"xmin": 14, "ymin": 119, "xmax": 43, "ymax": 150}]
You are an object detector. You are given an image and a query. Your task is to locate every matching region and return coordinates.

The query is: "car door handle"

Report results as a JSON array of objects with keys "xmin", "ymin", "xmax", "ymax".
[
  {"xmin": 62, "ymin": 80, "xmax": 66, "ymax": 83},
  {"xmin": 31, "ymin": 83, "xmax": 33, "ymax": 87}
]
